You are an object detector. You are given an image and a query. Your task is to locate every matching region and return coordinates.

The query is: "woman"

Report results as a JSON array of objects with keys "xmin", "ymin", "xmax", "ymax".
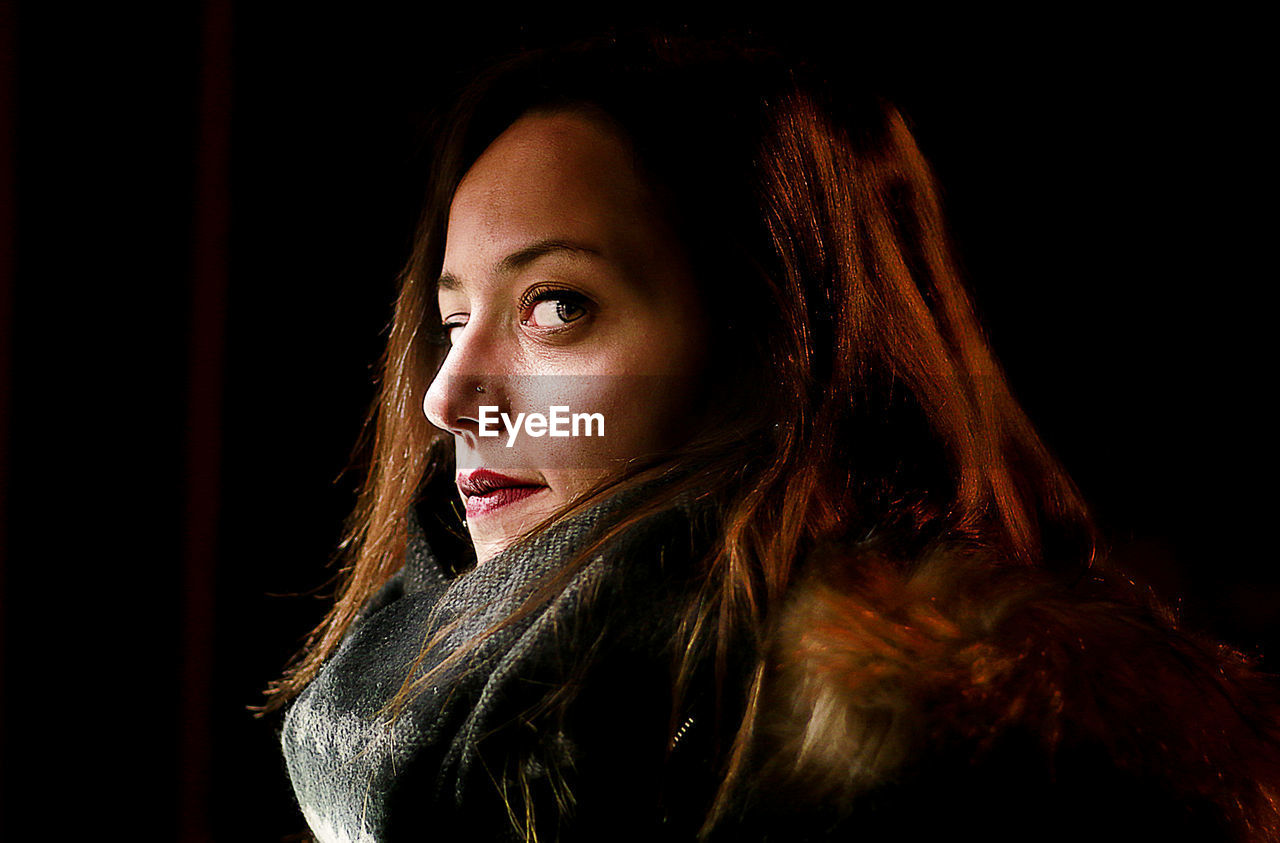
[{"xmin": 264, "ymin": 33, "xmax": 1280, "ymax": 841}]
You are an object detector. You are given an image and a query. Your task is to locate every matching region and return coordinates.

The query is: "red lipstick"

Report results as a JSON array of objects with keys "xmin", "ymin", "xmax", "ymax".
[{"xmin": 457, "ymin": 469, "xmax": 547, "ymax": 519}]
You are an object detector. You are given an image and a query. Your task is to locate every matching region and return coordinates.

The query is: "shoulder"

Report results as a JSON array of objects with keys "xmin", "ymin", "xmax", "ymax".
[{"xmin": 731, "ymin": 540, "xmax": 1280, "ymax": 842}]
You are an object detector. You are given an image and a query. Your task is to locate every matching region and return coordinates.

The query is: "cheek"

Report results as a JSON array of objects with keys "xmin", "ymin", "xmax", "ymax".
[
  {"xmin": 487, "ymin": 305, "xmax": 709, "ymax": 471},
  {"xmin": 489, "ymin": 374, "xmax": 695, "ymax": 474},
  {"xmin": 576, "ymin": 373, "xmax": 702, "ymax": 462},
  {"xmin": 582, "ymin": 317, "xmax": 708, "ymax": 455}
]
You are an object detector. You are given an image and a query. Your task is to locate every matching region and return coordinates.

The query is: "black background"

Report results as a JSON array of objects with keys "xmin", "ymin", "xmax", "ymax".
[{"xmin": 0, "ymin": 5, "xmax": 1274, "ymax": 840}]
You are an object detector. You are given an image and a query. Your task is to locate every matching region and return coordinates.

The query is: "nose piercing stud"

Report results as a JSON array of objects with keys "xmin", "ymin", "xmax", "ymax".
[{"xmin": 476, "ymin": 385, "xmax": 486, "ymax": 393}]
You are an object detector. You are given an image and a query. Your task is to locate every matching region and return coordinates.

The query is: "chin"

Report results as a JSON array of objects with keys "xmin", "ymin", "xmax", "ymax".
[{"xmin": 470, "ymin": 498, "xmax": 563, "ymax": 563}]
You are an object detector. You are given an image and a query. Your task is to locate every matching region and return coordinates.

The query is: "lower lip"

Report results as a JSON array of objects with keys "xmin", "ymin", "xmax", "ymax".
[{"xmin": 463, "ymin": 485, "xmax": 547, "ymax": 519}]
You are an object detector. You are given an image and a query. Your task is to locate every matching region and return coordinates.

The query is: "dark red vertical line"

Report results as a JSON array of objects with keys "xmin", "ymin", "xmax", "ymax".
[
  {"xmin": 0, "ymin": 0, "xmax": 16, "ymax": 824},
  {"xmin": 180, "ymin": 0, "xmax": 231, "ymax": 839}
]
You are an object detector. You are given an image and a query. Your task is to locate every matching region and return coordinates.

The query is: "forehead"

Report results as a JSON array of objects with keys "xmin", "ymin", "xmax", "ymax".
[{"xmin": 442, "ymin": 110, "xmax": 656, "ymax": 274}]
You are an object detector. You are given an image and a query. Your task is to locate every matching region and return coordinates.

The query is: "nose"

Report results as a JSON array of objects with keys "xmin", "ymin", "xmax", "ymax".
[{"xmin": 421, "ymin": 328, "xmax": 504, "ymax": 443}]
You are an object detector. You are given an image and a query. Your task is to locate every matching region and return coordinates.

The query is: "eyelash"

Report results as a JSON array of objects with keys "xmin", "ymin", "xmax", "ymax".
[
  {"xmin": 519, "ymin": 285, "xmax": 592, "ymax": 328},
  {"xmin": 426, "ymin": 285, "xmax": 592, "ymax": 346}
]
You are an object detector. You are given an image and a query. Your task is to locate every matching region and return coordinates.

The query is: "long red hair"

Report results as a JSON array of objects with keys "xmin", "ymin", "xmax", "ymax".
[{"xmin": 262, "ymin": 29, "xmax": 1097, "ymax": 826}]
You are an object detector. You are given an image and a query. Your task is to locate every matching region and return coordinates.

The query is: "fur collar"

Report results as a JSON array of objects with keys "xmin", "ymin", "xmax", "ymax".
[{"xmin": 744, "ymin": 540, "xmax": 1280, "ymax": 841}]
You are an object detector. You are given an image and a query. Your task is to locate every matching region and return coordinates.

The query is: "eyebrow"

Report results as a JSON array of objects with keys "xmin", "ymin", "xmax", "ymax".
[{"xmin": 436, "ymin": 239, "xmax": 602, "ymax": 291}]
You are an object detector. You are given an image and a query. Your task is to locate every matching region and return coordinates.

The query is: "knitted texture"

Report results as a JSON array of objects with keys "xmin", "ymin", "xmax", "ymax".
[
  {"xmin": 281, "ymin": 479, "xmax": 715, "ymax": 842},
  {"xmin": 282, "ymin": 488, "xmax": 1280, "ymax": 842}
]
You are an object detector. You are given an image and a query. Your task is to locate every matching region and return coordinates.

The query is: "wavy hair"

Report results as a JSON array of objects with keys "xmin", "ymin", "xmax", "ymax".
[{"xmin": 262, "ymin": 29, "xmax": 1098, "ymax": 834}]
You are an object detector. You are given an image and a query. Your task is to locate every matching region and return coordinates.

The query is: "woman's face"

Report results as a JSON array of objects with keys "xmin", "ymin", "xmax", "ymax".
[{"xmin": 423, "ymin": 109, "xmax": 709, "ymax": 564}]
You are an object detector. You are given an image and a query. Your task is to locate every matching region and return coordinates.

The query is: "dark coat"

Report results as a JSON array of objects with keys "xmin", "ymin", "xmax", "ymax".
[
  {"xmin": 714, "ymin": 540, "xmax": 1280, "ymax": 842},
  {"xmin": 281, "ymin": 491, "xmax": 1280, "ymax": 842}
]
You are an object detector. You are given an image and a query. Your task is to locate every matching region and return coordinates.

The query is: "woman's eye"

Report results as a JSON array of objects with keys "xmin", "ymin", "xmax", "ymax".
[
  {"xmin": 523, "ymin": 291, "xmax": 589, "ymax": 330},
  {"xmin": 429, "ymin": 316, "xmax": 467, "ymax": 347}
]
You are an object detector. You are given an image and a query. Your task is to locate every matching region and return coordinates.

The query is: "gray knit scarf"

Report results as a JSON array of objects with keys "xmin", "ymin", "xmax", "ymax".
[{"xmin": 280, "ymin": 477, "xmax": 714, "ymax": 842}]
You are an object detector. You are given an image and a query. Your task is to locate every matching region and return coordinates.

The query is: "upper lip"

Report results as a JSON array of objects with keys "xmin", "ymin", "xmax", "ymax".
[{"xmin": 457, "ymin": 469, "xmax": 545, "ymax": 498}]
